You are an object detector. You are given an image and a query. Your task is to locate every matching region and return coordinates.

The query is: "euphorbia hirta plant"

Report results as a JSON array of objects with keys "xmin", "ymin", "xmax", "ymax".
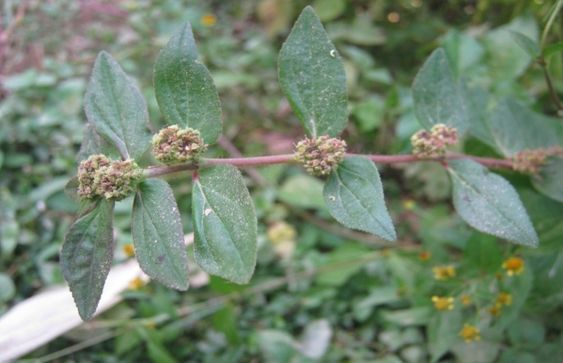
[{"xmin": 62, "ymin": 6, "xmax": 561, "ymax": 320}]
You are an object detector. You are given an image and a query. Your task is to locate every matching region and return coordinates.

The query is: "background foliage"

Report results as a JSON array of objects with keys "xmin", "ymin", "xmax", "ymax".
[{"xmin": 1, "ymin": 0, "xmax": 562, "ymax": 362}]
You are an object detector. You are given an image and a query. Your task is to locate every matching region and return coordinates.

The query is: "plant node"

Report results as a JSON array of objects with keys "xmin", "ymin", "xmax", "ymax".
[
  {"xmin": 152, "ymin": 125, "xmax": 207, "ymax": 164},
  {"xmin": 411, "ymin": 123, "xmax": 458, "ymax": 158},
  {"xmin": 78, "ymin": 154, "xmax": 143, "ymax": 200},
  {"xmin": 511, "ymin": 147, "xmax": 563, "ymax": 174},
  {"xmin": 294, "ymin": 136, "xmax": 347, "ymax": 176}
]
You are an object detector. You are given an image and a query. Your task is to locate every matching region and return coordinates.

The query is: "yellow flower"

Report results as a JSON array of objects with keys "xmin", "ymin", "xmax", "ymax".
[
  {"xmin": 433, "ymin": 265, "xmax": 456, "ymax": 280},
  {"xmin": 460, "ymin": 294, "xmax": 472, "ymax": 306},
  {"xmin": 488, "ymin": 303, "xmax": 502, "ymax": 317},
  {"xmin": 128, "ymin": 276, "xmax": 146, "ymax": 290},
  {"xmin": 432, "ymin": 296, "xmax": 455, "ymax": 311},
  {"xmin": 459, "ymin": 324, "xmax": 480, "ymax": 342},
  {"xmin": 419, "ymin": 251, "xmax": 432, "ymax": 262},
  {"xmin": 502, "ymin": 257, "xmax": 524, "ymax": 276},
  {"xmin": 403, "ymin": 199, "xmax": 416, "ymax": 210},
  {"xmin": 201, "ymin": 14, "xmax": 217, "ymax": 27},
  {"xmin": 122, "ymin": 243, "xmax": 135, "ymax": 257},
  {"xmin": 267, "ymin": 221, "xmax": 296, "ymax": 244},
  {"xmin": 496, "ymin": 292, "xmax": 512, "ymax": 306}
]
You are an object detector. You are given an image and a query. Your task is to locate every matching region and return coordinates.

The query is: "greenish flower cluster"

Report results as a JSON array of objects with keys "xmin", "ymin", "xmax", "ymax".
[
  {"xmin": 512, "ymin": 146, "xmax": 563, "ymax": 174},
  {"xmin": 152, "ymin": 125, "xmax": 207, "ymax": 164},
  {"xmin": 294, "ymin": 136, "xmax": 347, "ymax": 176},
  {"xmin": 77, "ymin": 154, "xmax": 143, "ymax": 200},
  {"xmin": 411, "ymin": 123, "xmax": 458, "ymax": 158}
]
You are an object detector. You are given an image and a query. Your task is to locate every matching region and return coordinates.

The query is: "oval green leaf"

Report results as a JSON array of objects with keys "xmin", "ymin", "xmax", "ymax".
[
  {"xmin": 132, "ymin": 179, "xmax": 189, "ymax": 290},
  {"xmin": 61, "ymin": 199, "xmax": 114, "ymax": 320},
  {"xmin": 448, "ymin": 159, "xmax": 539, "ymax": 247},
  {"xmin": 155, "ymin": 22, "xmax": 222, "ymax": 144},
  {"xmin": 192, "ymin": 165, "xmax": 257, "ymax": 284},
  {"xmin": 278, "ymin": 6, "xmax": 348, "ymax": 137},
  {"xmin": 323, "ymin": 156, "xmax": 396, "ymax": 241},
  {"xmin": 412, "ymin": 48, "xmax": 469, "ymax": 134},
  {"xmin": 84, "ymin": 51, "xmax": 151, "ymax": 160}
]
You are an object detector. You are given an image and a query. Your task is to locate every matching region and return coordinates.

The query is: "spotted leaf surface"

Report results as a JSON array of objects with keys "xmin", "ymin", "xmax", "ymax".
[
  {"xmin": 84, "ymin": 51, "xmax": 151, "ymax": 160},
  {"xmin": 132, "ymin": 179, "xmax": 189, "ymax": 290},
  {"xmin": 192, "ymin": 165, "xmax": 257, "ymax": 284},
  {"xmin": 323, "ymin": 156, "xmax": 396, "ymax": 241},
  {"xmin": 412, "ymin": 48, "xmax": 469, "ymax": 134},
  {"xmin": 278, "ymin": 6, "xmax": 348, "ymax": 137},
  {"xmin": 155, "ymin": 22, "xmax": 222, "ymax": 144},
  {"xmin": 61, "ymin": 199, "xmax": 114, "ymax": 320},
  {"xmin": 448, "ymin": 159, "xmax": 538, "ymax": 247}
]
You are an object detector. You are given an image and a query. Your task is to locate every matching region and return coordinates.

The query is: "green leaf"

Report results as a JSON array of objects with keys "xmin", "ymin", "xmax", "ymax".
[
  {"xmin": 132, "ymin": 179, "xmax": 189, "ymax": 290},
  {"xmin": 78, "ymin": 124, "xmax": 119, "ymax": 161},
  {"xmin": 61, "ymin": 199, "xmax": 114, "ymax": 320},
  {"xmin": 448, "ymin": 159, "xmax": 538, "ymax": 247},
  {"xmin": 532, "ymin": 156, "xmax": 563, "ymax": 202},
  {"xmin": 488, "ymin": 99, "xmax": 560, "ymax": 156},
  {"xmin": 0, "ymin": 273, "xmax": 15, "ymax": 302},
  {"xmin": 278, "ymin": 174, "xmax": 326, "ymax": 210},
  {"xmin": 154, "ymin": 23, "xmax": 222, "ymax": 144},
  {"xmin": 544, "ymin": 41, "xmax": 563, "ymax": 58},
  {"xmin": 278, "ymin": 6, "xmax": 347, "ymax": 137},
  {"xmin": 463, "ymin": 234, "xmax": 502, "ymax": 273},
  {"xmin": 428, "ymin": 310, "xmax": 463, "ymax": 362},
  {"xmin": 312, "ymin": 0, "xmax": 345, "ymax": 21},
  {"xmin": 510, "ymin": 31, "xmax": 540, "ymax": 58},
  {"xmin": 84, "ymin": 51, "xmax": 151, "ymax": 160},
  {"xmin": 412, "ymin": 48, "xmax": 469, "ymax": 134},
  {"xmin": 323, "ymin": 156, "xmax": 396, "ymax": 241},
  {"xmin": 192, "ymin": 165, "xmax": 257, "ymax": 284}
]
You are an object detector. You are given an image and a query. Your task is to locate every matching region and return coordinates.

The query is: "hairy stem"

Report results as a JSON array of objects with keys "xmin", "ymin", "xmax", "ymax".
[{"xmin": 143, "ymin": 152, "xmax": 514, "ymax": 178}]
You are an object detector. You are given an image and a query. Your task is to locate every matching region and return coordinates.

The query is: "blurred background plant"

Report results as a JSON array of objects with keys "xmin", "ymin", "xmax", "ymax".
[{"xmin": 1, "ymin": 0, "xmax": 562, "ymax": 362}]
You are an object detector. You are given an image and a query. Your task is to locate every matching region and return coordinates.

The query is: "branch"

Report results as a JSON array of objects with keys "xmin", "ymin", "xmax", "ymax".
[{"xmin": 143, "ymin": 152, "xmax": 514, "ymax": 178}]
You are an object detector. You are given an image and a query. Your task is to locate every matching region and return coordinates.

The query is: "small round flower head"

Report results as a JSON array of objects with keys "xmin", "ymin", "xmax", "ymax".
[
  {"xmin": 459, "ymin": 324, "xmax": 480, "ymax": 342},
  {"xmin": 96, "ymin": 159, "xmax": 143, "ymax": 200},
  {"xmin": 77, "ymin": 155, "xmax": 142, "ymax": 201},
  {"xmin": 411, "ymin": 123, "xmax": 458, "ymax": 158},
  {"xmin": 488, "ymin": 303, "xmax": 502, "ymax": 317},
  {"xmin": 152, "ymin": 125, "xmax": 208, "ymax": 164},
  {"xmin": 502, "ymin": 256, "xmax": 524, "ymax": 276},
  {"xmin": 432, "ymin": 296, "xmax": 455, "ymax": 311},
  {"xmin": 496, "ymin": 292, "xmax": 512, "ymax": 306},
  {"xmin": 512, "ymin": 147, "xmax": 563, "ymax": 174},
  {"xmin": 78, "ymin": 154, "xmax": 111, "ymax": 199},
  {"xmin": 294, "ymin": 136, "xmax": 347, "ymax": 176},
  {"xmin": 432, "ymin": 265, "xmax": 456, "ymax": 280}
]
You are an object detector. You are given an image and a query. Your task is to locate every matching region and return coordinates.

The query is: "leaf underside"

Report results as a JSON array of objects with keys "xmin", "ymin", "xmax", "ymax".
[
  {"xmin": 323, "ymin": 156, "xmax": 397, "ymax": 241},
  {"xmin": 192, "ymin": 165, "xmax": 257, "ymax": 284},
  {"xmin": 132, "ymin": 179, "xmax": 189, "ymax": 290},
  {"xmin": 61, "ymin": 199, "xmax": 115, "ymax": 320},
  {"xmin": 448, "ymin": 159, "xmax": 538, "ymax": 247}
]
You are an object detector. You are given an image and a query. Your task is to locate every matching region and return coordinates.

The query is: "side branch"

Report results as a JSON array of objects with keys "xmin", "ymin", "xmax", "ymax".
[{"xmin": 143, "ymin": 152, "xmax": 514, "ymax": 178}]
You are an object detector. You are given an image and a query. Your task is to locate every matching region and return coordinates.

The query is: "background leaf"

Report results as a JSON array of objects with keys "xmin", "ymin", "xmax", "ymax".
[
  {"xmin": 192, "ymin": 165, "xmax": 257, "ymax": 284},
  {"xmin": 132, "ymin": 179, "xmax": 189, "ymax": 290},
  {"xmin": 448, "ymin": 159, "xmax": 538, "ymax": 246},
  {"xmin": 412, "ymin": 48, "xmax": 469, "ymax": 134},
  {"xmin": 532, "ymin": 156, "xmax": 563, "ymax": 202},
  {"xmin": 509, "ymin": 31, "xmax": 540, "ymax": 58},
  {"xmin": 84, "ymin": 51, "xmax": 151, "ymax": 160},
  {"xmin": 323, "ymin": 156, "xmax": 396, "ymax": 241},
  {"xmin": 427, "ymin": 310, "xmax": 463, "ymax": 362},
  {"xmin": 278, "ymin": 6, "xmax": 348, "ymax": 137},
  {"xmin": 154, "ymin": 23, "xmax": 222, "ymax": 144},
  {"xmin": 60, "ymin": 199, "xmax": 114, "ymax": 320}
]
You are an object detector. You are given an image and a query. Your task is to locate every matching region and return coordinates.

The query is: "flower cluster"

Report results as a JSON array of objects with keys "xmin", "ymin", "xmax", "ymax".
[
  {"xmin": 502, "ymin": 256, "xmax": 524, "ymax": 276},
  {"xmin": 410, "ymin": 123, "xmax": 458, "ymax": 158},
  {"xmin": 432, "ymin": 296, "xmax": 455, "ymax": 311},
  {"xmin": 512, "ymin": 147, "xmax": 563, "ymax": 174},
  {"xmin": 433, "ymin": 265, "xmax": 456, "ymax": 280},
  {"xmin": 294, "ymin": 136, "xmax": 347, "ymax": 176},
  {"xmin": 152, "ymin": 125, "xmax": 208, "ymax": 164},
  {"xmin": 459, "ymin": 324, "xmax": 480, "ymax": 342},
  {"xmin": 77, "ymin": 154, "xmax": 143, "ymax": 200}
]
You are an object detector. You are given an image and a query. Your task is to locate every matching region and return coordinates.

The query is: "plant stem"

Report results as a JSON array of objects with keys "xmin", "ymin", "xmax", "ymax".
[
  {"xmin": 540, "ymin": 0, "xmax": 562, "ymax": 52},
  {"xmin": 143, "ymin": 152, "xmax": 514, "ymax": 178}
]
